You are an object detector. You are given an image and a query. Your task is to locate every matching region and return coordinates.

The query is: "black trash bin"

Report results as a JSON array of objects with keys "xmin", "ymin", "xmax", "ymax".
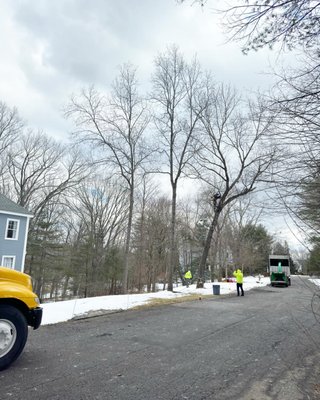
[{"xmin": 212, "ymin": 284, "xmax": 220, "ymax": 295}]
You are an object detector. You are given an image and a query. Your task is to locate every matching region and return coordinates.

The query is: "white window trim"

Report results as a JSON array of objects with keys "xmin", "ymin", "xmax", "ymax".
[
  {"xmin": 2, "ymin": 255, "xmax": 16, "ymax": 269},
  {"xmin": 5, "ymin": 218, "xmax": 20, "ymax": 240}
]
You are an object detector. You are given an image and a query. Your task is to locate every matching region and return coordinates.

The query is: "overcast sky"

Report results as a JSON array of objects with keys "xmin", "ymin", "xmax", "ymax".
[{"xmin": 0, "ymin": 0, "xmax": 294, "ymax": 141}]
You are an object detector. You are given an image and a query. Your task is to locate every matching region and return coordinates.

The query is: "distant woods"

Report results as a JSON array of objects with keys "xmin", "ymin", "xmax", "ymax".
[{"xmin": 1, "ymin": 45, "xmax": 316, "ymax": 301}]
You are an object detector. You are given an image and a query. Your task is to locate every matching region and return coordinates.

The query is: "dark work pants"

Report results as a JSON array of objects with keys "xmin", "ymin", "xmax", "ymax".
[{"xmin": 237, "ymin": 283, "xmax": 244, "ymax": 296}]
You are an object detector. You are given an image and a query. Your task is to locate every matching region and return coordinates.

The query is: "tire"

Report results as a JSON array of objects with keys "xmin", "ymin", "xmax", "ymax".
[{"xmin": 0, "ymin": 305, "xmax": 28, "ymax": 370}]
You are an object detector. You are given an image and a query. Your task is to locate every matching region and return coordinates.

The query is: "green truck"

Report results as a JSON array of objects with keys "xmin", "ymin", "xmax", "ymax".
[
  {"xmin": 0, "ymin": 266, "xmax": 42, "ymax": 370},
  {"xmin": 269, "ymin": 255, "xmax": 291, "ymax": 287}
]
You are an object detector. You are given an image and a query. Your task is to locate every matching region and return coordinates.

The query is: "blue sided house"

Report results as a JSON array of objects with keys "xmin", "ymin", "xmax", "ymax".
[{"xmin": 0, "ymin": 194, "xmax": 33, "ymax": 272}]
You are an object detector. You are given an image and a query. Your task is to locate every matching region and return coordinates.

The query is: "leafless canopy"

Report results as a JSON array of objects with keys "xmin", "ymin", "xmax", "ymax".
[{"xmin": 222, "ymin": 0, "xmax": 320, "ymax": 53}]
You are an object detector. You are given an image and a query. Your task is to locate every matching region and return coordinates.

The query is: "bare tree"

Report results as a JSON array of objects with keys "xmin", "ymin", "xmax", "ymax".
[
  {"xmin": 8, "ymin": 131, "xmax": 88, "ymax": 222},
  {"xmin": 0, "ymin": 102, "xmax": 24, "ymax": 191},
  {"xmin": 151, "ymin": 45, "xmax": 207, "ymax": 291},
  {"xmin": 253, "ymin": 52, "xmax": 320, "ymax": 243},
  {"xmin": 178, "ymin": 198, "xmax": 201, "ymax": 272},
  {"xmin": 131, "ymin": 174, "xmax": 160, "ymax": 291},
  {"xmin": 180, "ymin": 0, "xmax": 320, "ymax": 53},
  {"xmin": 65, "ymin": 64, "xmax": 151, "ymax": 293},
  {"xmin": 193, "ymin": 84, "xmax": 276, "ymax": 287},
  {"xmin": 66, "ymin": 176, "xmax": 129, "ymax": 296},
  {"xmin": 222, "ymin": 0, "xmax": 320, "ymax": 53},
  {"xmin": 142, "ymin": 196, "xmax": 171, "ymax": 292},
  {"xmin": 0, "ymin": 102, "xmax": 23, "ymax": 154}
]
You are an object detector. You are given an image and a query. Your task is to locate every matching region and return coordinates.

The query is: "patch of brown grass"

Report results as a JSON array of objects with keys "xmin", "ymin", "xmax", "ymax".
[{"xmin": 131, "ymin": 294, "xmax": 213, "ymax": 310}]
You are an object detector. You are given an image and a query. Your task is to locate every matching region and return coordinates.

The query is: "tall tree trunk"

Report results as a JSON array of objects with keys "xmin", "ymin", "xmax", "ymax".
[
  {"xmin": 197, "ymin": 210, "xmax": 220, "ymax": 288},
  {"xmin": 167, "ymin": 183, "xmax": 177, "ymax": 291},
  {"xmin": 123, "ymin": 184, "xmax": 134, "ymax": 293}
]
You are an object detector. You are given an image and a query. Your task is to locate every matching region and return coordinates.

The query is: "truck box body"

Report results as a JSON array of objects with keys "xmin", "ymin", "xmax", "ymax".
[{"xmin": 269, "ymin": 255, "xmax": 291, "ymax": 287}]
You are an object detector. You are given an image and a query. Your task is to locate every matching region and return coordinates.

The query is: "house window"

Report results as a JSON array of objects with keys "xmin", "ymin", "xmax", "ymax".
[
  {"xmin": 5, "ymin": 219, "xmax": 19, "ymax": 240},
  {"xmin": 2, "ymin": 256, "xmax": 15, "ymax": 269}
]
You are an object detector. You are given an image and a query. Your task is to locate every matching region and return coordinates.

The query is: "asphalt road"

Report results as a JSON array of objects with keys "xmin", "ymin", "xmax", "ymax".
[{"xmin": 1, "ymin": 276, "xmax": 320, "ymax": 400}]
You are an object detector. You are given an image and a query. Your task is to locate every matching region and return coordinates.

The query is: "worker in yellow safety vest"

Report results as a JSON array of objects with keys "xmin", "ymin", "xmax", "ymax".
[
  {"xmin": 184, "ymin": 270, "xmax": 192, "ymax": 288},
  {"xmin": 233, "ymin": 269, "xmax": 244, "ymax": 296}
]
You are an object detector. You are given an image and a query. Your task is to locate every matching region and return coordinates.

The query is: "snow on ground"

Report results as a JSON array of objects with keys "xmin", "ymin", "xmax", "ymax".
[
  {"xmin": 308, "ymin": 278, "xmax": 320, "ymax": 287},
  {"xmin": 41, "ymin": 276, "xmax": 320, "ymax": 326}
]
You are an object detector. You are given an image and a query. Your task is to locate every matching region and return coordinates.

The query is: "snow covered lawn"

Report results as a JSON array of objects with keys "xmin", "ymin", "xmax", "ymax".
[{"xmin": 40, "ymin": 276, "xmax": 266, "ymax": 325}]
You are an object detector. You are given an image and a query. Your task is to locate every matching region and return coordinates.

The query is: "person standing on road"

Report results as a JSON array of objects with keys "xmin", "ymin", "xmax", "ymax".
[
  {"xmin": 184, "ymin": 270, "xmax": 192, "ymax": 288},
  {"xmin": 233, "ymin": 269, "xmax": 244, "ymax": 296}
]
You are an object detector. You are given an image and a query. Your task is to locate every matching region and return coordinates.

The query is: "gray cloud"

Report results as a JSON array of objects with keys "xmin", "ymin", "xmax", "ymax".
[{"xmin": 0, "ymin": 0, "xmax": 295, "ymax": 138}]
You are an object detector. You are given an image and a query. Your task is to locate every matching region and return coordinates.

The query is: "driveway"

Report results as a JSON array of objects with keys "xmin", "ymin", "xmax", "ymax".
[{"xmin": 1, "ymin": 276, "xmax": 320, "ymax": 400}]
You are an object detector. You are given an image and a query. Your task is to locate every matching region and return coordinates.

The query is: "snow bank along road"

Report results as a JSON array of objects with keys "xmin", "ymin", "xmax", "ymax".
[{"xmin": 1, "ymin": 276, "xmax": 320, "ymax": 400}]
